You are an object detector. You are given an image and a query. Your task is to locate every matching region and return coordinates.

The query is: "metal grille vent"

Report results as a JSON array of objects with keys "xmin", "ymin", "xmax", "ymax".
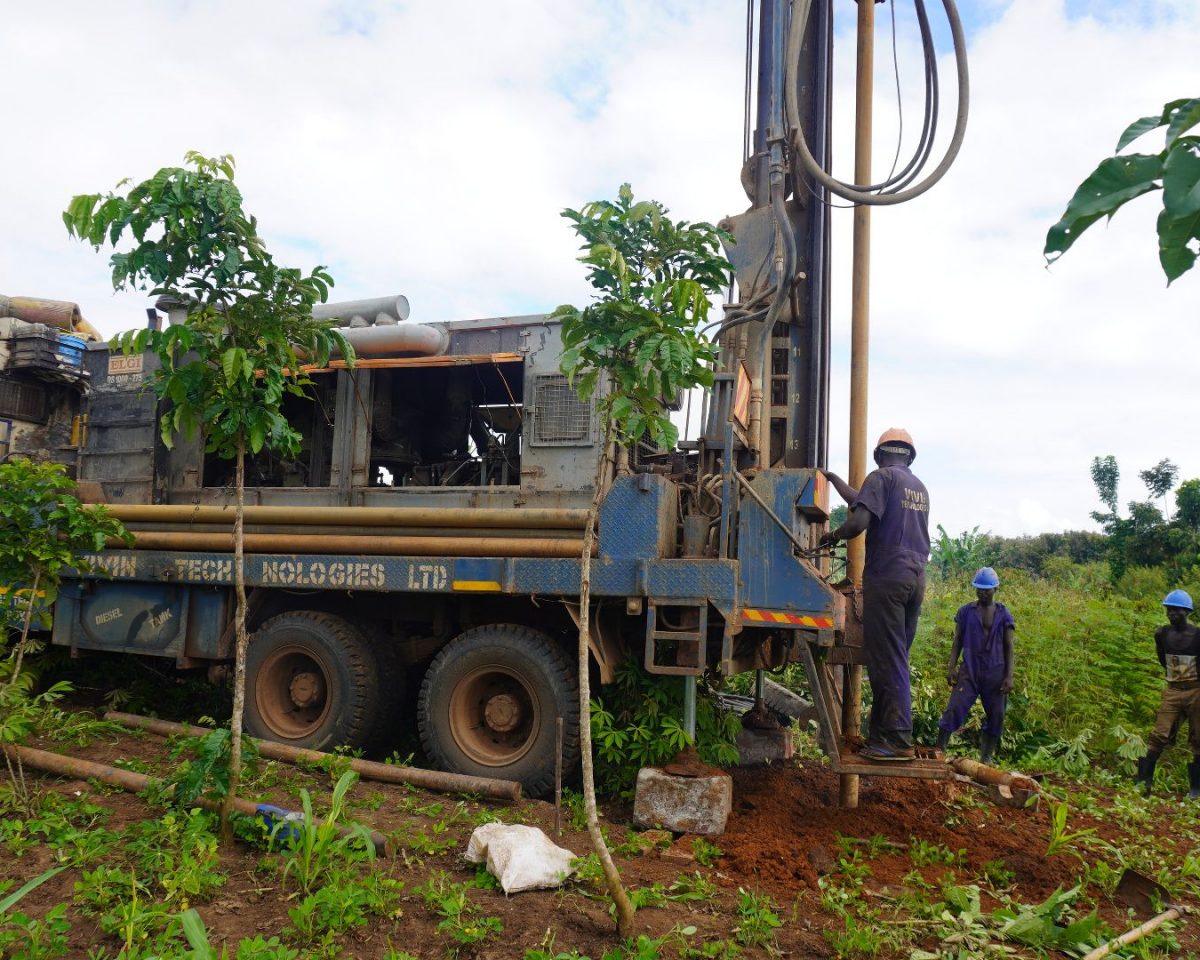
[
  {"xmin": 0, "ymin": 375, "xmax": 48, "ymax": 423},
  {"xmin": 530, "ymin": 374, "xmax": 593, "ymax": 446}
]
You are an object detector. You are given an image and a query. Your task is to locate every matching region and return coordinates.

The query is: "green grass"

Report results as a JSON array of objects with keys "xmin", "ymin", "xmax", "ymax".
[{"xmin": 911, "ymin": 566, "xmax": 1166, "ymax": 751}]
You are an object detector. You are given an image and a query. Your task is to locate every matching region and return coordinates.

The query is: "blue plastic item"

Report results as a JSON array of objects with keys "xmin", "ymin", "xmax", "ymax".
[
  {"xmin": 1163, "ymin": 589, "xmax": 1193, "ymax": 610},
  {"xmin": 971, "ymin": 567, "xmax": 1000, "ymax": 590},
  {"xmin": 56, "ymin": 334, "xmax": 85, "ymax": 367},
  {"xmin": 256, "ymin": 803, "xmax": 306, "ymax": 845}
]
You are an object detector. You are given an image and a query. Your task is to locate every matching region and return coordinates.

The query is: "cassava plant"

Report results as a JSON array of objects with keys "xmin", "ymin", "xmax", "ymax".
[
  {"xmin": 0, "ymin": 457, "xmax": 130, "ymax": 683},
  {"xmin": 1046, "ymin": 96, "xmax": 1200, "ymax": 284},
  {"xmin": 550, "ymin": 183, "xmax": 730, "ymax": 936},
  {"xmin": 0, "ymin": 457, "xmax": 130, "ymax": 805},
  {"xmin": 64, "ymin": 152, "xmax": 352, "ymax": 841}
]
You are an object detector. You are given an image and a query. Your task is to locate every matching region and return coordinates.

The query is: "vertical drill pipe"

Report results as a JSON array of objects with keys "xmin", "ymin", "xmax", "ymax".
[
  {"xmin": 810, "ymin": 0, "xmax": 834, "ymax": 467},
  {"xmin": 841, "ymin": 0, "xmax": 877, "ymax": 811},
  {"xmin": 683, "ymin": 676, "xmax": 698, "ymax": 740},
  {"xmin": 747, "ymin": 0, "xmax": 790, "ymax": 463}
]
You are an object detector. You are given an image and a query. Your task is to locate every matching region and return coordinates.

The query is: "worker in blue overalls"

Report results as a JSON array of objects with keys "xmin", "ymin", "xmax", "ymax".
[
  {"xmin": 934, "ymin": 567, "xmax": 1014, "ymax": 764},
  {"xmin": 821, "ymin": 428, "xmax": 930, "ymax": 762}
]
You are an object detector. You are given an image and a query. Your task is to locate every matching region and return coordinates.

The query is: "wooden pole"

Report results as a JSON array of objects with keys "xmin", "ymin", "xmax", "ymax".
[{"xmin": 554, "ymin": 717, "xmax": 564, "ymax": 837}]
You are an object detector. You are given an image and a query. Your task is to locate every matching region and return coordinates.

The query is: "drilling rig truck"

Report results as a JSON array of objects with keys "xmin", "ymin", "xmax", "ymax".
[{"xmin": 1, "ymin": 0, "xmax": 968, "ymax": 797}]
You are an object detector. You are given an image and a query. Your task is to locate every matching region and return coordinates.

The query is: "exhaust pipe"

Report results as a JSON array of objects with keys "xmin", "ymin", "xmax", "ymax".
[{"xmin": 313, "ymin": 294, "xmax": 448, "ymax": 357}]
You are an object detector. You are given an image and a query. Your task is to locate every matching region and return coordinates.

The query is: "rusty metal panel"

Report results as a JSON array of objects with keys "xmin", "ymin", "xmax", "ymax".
[
  {"xmin": 73, "ymin": 582, "xmax": 190, "ymax": 657},
  {"xmin": 77, "ymin": 346, "xmax": 159, "ymax": 503},
  {"xmin": 184, "ymin": 588, "xmax": 231, "ymax": 660}
]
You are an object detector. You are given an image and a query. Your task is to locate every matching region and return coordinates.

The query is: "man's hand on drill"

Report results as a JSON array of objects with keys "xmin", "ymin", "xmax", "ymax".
[{"xmin": 818, "ymin": 530, "xmax": 840, "ymax": 549}]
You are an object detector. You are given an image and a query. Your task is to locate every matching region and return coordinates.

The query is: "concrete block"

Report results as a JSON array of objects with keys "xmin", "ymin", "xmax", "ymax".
[
  {"xmin": 735, "ymin": 726, "xmax": 794, "ymax": 766},
  {"xmin": 632, "ymin": 766, "xmax": 732, "ymax": 836}
]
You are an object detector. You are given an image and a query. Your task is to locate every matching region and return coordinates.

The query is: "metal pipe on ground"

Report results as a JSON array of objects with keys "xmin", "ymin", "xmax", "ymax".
[
  {"xmin": 109, "ymin": 531, "xmax": 591, "ymax": 558},
  {"xmin": 95, "ymin": 504, "xmax": 589, "ymax": 530},
  {"xmin": 1, "ymin": 741, "xmax": 388, "ymax": 855},
  {"xmin": 949, "ymin": 757, "xmax": 1040, "ymax": 795},
  {"xmin": 105, "ymin": 712, "xmax": 523, "ymax": 802}
]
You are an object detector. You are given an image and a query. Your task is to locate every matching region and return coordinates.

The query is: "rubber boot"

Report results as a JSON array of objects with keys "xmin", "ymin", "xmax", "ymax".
[
  {"xmin": 1189, "ymin": 758, "xmax": 1200, "ymax": 800},
  {"xmin": 979, "ymin": 733, "xmax": 998, "ymax": 766},
  {"xmin": 935, "ymin": 728, "xmax": 951, "ymax": 752},
  {"xmin": 1135, "ymin": 754, "xmax": 1158, "ymax": 796}
]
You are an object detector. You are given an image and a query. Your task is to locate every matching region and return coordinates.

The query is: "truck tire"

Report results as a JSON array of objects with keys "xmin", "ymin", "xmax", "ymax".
[
  {"xmin": 366, "ymin": 640, "xmax": 407, "ymax": 756},
  {"xmin": 417, "ymin": 624, "xmax": 579, "ymax": 797},
  {"xmin": 245, "ymin": 611, "xmax": 380, "ymax": 752}
]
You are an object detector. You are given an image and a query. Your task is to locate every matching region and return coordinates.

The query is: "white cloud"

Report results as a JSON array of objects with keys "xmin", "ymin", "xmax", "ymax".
[{"xmin": 1, "ymin": 0, "xmax": 1197, "ymax": 537}]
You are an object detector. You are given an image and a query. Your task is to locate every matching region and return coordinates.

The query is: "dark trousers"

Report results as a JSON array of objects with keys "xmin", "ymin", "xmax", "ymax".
[
  {"xmin": 939, "ymin": 669, "xmax": 1007, "ymax": 737},
  {"xmin": 1147, "ymin": 681, "xmax": 1200, "ymax": 756},
  {"xmin": 863, "ymin": 573, "xmax": 926, "ymax": 750}
]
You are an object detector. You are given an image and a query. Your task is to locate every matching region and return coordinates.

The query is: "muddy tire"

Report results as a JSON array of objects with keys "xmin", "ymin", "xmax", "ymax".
[
  {"xmin": 417, "ymin": 624, "xmax": 579, "ymax": 797},
  {"xmin": 245, "ymin": 611, "xmax": 380, "ymax": 752},
  {"xmin": 367, "ymin": 640, "xmax": 407, "ymax": 756}
]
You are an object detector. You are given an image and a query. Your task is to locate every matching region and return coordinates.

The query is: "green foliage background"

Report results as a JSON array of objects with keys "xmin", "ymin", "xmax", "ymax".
[{"xmin": 910, "ymin": 565, "xmax": 1166, "ymax": 747}]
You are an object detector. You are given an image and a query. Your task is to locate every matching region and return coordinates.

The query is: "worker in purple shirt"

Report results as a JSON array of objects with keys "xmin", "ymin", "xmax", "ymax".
[
  {"xmin": 820, "ymin": 428, "xmax": 930, "ymax": 762},
  {"xmin": 934, "ymin": 567, "xmax": 1014, "ymax": 764}
]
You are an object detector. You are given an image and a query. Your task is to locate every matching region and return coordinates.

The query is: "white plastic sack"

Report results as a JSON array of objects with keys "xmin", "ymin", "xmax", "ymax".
[{"xmin": 465, "ymin": 823, "xmax": 577, "ymax": 894}]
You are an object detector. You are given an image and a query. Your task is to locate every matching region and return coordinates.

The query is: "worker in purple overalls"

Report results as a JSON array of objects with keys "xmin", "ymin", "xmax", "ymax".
[
  {"xmin": 934, "ymin": 567, "xmax": 1014, "ymax": 764},
  {"xmin": 821, "ymin": 428, "xmax": 930, "ymax": 762}
]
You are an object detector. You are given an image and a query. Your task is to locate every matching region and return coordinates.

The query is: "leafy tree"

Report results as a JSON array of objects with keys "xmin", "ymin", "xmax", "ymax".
[
  {"xmin": 0, "ymin": 458, "xmax": 130, "ymax": 805},
  {"xmin": 930, "ymin": 524, "xmax": 989, "ymax": 580},
  {"xmin": 1045, "ymin": 97, "xmax": 1200, "ymax": 284},
  {"xmin": 1089, "ymin": 454, "xmax": 1200, "ymax": 581},
  {"xmin": 553, "ymin": 183, "xmax": 724, "ymax": 450},
  {"xmin": 551, "ymin": 183, "xmax": 730, "ymax": 936},
  {"xmin": 1140, "ymin": 458, "xmax": 1178, "ymax": 519},
  {"xmin": 1090, "ymin": 455, "xmax": 1120, "ymax": 517},
  {"xmin": 1175, "ymin": 479, "xmax": 1200, "ymax": 530},
  {"xmin": 983, "ymin": 531, "xmax": 1107, "ymax": 577},
  {"xmin": 0, "ymin": 458, "xmax": 130, "ymax": 682},
  {"xmin": 64, "ymin": 151, "xmax": 351, "ymax": 841}
]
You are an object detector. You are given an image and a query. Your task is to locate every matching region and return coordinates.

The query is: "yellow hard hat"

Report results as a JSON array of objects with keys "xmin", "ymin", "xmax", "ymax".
[{"xmin": 875, "ymin": 428, "xmax": 915, "ymax": 462}]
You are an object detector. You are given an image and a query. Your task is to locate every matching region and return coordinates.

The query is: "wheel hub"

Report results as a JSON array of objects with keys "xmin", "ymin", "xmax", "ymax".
[
  {"xmin": 289, "ymin": 671, "xmax": 325, "ymax": 709},
  {"xmin": 255, "ymin": 644, "xmax": 334, "ymax": 740},
  {"xmin": 484, "ymin": 693, "xmax": 522, "ymax": 733},
  {"xmin": 447, "ymin": 666, "xmax": 540, "ymax": 767}
]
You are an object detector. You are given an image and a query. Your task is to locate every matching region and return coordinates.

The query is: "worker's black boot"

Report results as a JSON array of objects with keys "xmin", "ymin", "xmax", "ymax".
[
  {"xmin": 935, "ymin": 728, "xmax": 950, "ymax": 752},
  {"xmin": 1189, "ymin": 758, "xmax": 1200, "ymax": 800},
  {"xmin": 979, "ymin": 733, "xmax": 998, "ymax": 765},
  {"xmin": 1135, "ymin": 754, "xmax": 1158, "ymax": 796}
]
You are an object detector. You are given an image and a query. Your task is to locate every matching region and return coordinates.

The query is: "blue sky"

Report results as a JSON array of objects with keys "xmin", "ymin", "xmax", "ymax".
[{"xmin": 2, "ymin": 0, "xmax": 1198, "ymax": 537}]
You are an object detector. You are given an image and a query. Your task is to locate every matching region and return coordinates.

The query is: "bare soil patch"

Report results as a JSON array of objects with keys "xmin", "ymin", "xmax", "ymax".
[{"xmin": 3, "ymin": 727, "xmax": 1196, "ymax": 958}]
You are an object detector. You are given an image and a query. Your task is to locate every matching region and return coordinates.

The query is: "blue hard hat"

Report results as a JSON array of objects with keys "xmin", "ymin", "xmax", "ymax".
[
  {"xmin": 971, "ymin": 567, "xmax": 1000, "ymax": 590},
  {"xmin": 1163, "ymin": 589, "xmax": 1193, "ymax": 611}
]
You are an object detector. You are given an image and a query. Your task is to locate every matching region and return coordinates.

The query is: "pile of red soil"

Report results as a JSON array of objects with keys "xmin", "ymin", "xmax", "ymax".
[{"xmin": 721, "ymin": 761, "xmax": 1082, "ymax": 899}]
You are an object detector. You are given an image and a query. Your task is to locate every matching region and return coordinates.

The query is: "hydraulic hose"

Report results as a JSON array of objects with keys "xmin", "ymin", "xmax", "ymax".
[{"xmin": 787, "ymin": 0, "xmax": 969, "ymax": 205}]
